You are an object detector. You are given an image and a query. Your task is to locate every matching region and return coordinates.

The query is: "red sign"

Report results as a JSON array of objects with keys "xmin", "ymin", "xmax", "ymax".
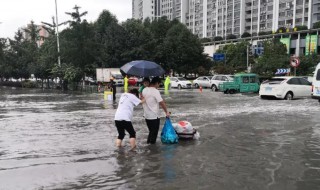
[{"xmin": 290, "ymin": 57, "xmax": 300, "ymax": 68}]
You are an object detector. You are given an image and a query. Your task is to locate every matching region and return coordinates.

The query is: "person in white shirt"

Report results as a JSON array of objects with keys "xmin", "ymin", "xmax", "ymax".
[
  {"xmin": 114, "ymin": 88, "xmax": 144, "ymax": 149},
  {"xmin": 142, "ymin": 77, "xmax": 170, "ymax": 144}
]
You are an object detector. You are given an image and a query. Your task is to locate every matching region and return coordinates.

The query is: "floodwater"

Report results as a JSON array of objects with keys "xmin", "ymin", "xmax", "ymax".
[{"xmin": 0, "ymin": 86, "xmax": 320, "ymax": 190}]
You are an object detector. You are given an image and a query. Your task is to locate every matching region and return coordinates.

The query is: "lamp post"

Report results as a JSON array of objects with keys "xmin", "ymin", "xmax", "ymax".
[{"xmin": 55, "ymin": 0, "xmax": 61, "ymax": 66}]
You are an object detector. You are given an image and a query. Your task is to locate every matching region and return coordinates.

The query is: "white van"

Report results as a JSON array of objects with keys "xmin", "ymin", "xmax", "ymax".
[{"xmin": 312, "ymin": 63, "xmax": 320, "ymax": 102}]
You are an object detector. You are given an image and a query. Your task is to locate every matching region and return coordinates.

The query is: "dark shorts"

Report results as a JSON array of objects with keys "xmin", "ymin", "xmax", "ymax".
[{"xmin": 115, "ymin": 120, "xmax": 136, "ymax": 140}]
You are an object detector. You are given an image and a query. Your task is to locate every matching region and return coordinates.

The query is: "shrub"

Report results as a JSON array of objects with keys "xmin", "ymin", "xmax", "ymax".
[
  {"xmin": 226, "ymin": 34, "xmax": 237, "ymax": 40},
  {"xmin": 213, "ymin": 36, "xmax": 223, "ymax": 41},
  {"xmin": 241, "ymin": 32, "xmax": 251, "ymax": 38}
]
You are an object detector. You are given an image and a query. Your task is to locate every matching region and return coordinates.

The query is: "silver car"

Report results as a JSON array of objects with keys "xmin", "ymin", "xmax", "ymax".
[
  {"xmin": 193, "ymin": 76, "xmax": 213, "ymax": 88},
  {"xmin": 210, "ymin": 75, "xmax": 234, "ymax": 91}
]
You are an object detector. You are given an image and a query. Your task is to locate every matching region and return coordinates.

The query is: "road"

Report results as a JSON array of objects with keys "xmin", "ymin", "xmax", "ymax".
[{"xmin": 0, "ymin": 86, "xmax": 319, "ymax": 190}]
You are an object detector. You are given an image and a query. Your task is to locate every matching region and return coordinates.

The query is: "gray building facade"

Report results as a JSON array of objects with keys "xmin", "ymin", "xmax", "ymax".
[{"xmin": 132, "ymin": 0, "xmax": 320, "ymax": 38}]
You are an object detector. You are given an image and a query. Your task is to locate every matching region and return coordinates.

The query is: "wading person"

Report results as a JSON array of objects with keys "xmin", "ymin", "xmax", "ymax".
[
  {"xmin": 139, "ymin": 77, "xmax": 150, "ymax": 98},
  {"xmin": 114, "ymin": 89, "xmax": 144, "ymax": 149},
  {"xmin": 124, "ymin": 75, "xmax": 128, "ymax": 93},
  {"xmin": 164, "ymin": 75, "xmax": 170, "ymax": 91},
  {"xmin": 142, "ymin": 77, "xmax": 170, "ymax": 144}
]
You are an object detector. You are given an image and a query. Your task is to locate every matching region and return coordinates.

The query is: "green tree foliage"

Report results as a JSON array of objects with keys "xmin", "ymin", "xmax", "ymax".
[
  {"xmin": 213, "ymin": 36, "xmax": 223, "ymax": 41},
  {"xmin": 120, "ymin": 19, "xmax": 152, "ymax": 62},
  {"xmin": 60, "ymin": 6, "xmax": 96, "ymax": 78},
  {"xmin": 313, "ymin": 21, "xmax": 320, "ymax": 29},
  {"xmin": 295, "ymin": 25, "xmax": 308, "ymax": 31},
  {"xmin": 162, "ymin": 23, "xmax": 211, "ymax": 75},
  {"xmin": 253, "ymin": 39, "xmax": 289, "ymax": 76},
  {"xmin": 241, "ymin": 32, "xmax": 251, "ymax": 38},
  {"xmin": 215, "ymin": 41, "xmax": 250, "ymax": 74},
  {"xmin": 297, "ymin": 54, "xmax": 320, "ymax": 75},
  {"xmin": 226, "ymin": 34, "xmax": 237, "ymax": 40}
]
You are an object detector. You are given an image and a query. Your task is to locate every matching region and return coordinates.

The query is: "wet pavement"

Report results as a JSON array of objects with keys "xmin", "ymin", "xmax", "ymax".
[{"xmin": 0, "ymin": 86, "xmax": 320, "ymax": 190}]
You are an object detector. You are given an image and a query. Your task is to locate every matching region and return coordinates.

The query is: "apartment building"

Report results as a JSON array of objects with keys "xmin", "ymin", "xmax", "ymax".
[
  {"xmin": 132, "ymin": 0, "xmax": 161, "ymax": 20},
  {"xmin": 132, "ymin": 0, "xmax": 320, "ymax": 38}
]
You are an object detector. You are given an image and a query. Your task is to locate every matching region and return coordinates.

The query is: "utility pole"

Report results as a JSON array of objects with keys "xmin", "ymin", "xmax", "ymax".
[
  {"xmin": 247, "ymin": 45, "xmax": 249, "ymax": 72},
  {"xmin": 55, "ymin": 0, "xmax": 61, "ymax": 66}
]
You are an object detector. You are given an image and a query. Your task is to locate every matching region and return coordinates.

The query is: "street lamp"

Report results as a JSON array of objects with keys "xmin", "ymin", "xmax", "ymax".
[{"xmin": 55, "ymin": 0, "xmax": 61, "ymax": 66}]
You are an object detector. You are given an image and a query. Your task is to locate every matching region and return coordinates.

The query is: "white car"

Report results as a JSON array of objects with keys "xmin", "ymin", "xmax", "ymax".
[
  {"xmin": 259, "ymin": 76, "xmax": 312, "ymax": 100},
  {"xmin": 210, "ymin": 75, "xmax": 234, "ymax": 91},
  {"xmin": 170, "ymin": 77, "xmax": 192, "ymax": 89},
  {"xmin": 193, "ymin": 76, "xmax": 212, "ymax": 88},
  {"xmin": 312, "ymin": 62, "xmax": 320, "ymax": 102}
]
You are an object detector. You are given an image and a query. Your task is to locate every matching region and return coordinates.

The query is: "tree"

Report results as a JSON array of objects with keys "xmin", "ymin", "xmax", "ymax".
[
  {"xmin": 313, "ymin": 21, "xmax": 320, "ymax": 29},
  {"xmin": 32, "ymin": 35, "xmax": 58, "ymax": 88},
  {"xmin": 215, "ymin": 41, "xmax": 250, "ymax": 74},
  {"xmin": 295, "ymin": 25, "xmax": 308, "ymax": 31},
  {"xmin": 296, "ymin": 54, "xmax": 320, "ymax": 76},
  {"xmin": 241, "ymin": 32, "xmax": 251, "ymax": 38},
  {"xmin": 253, "ymin": 39, "xmax": 289, "ymax": 76},
  {"xmin": 162, "ymin": 23, "xmax": 211, "ymax": 75},
  {"xmin": 226, "ymin": 34, "xmax": 237, "ymax": 40},
  {"xmin": 0, "ymin": 38, "xmax": 8, "ymax": 80},
  {"xmin": 213, "ymin": 36, "xmax": 223, "ymax": 41},
  {"xmin": 65, "ymin": 5, "xmax": 88, "ymax": 25},
  {"xmin": 121, "ymin": 19, "xmax": 153, "ymax": 62}
]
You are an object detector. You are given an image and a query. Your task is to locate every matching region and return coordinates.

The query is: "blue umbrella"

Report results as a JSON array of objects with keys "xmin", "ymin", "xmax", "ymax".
[{"xmin": 120, "ymin": 60, "xmax": 165, "ymax": 77}]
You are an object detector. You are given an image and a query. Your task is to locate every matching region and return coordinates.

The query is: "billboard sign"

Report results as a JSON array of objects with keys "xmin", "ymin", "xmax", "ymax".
[{"xmin": 305, "ymin": 34, "xmax": 318, "ymax": 55}]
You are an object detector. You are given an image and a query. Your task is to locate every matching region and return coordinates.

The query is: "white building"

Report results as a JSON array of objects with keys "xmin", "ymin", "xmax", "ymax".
[{"xmin": 132, "ymin": 0, "xmax": 320, "ymax": 38}]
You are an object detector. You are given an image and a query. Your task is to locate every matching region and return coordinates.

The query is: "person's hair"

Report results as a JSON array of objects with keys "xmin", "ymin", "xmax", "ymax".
[
  {"xmin": 143, "ymin": 77, "xmax": 150, "ymax": 83},
  {"xmin": 129, "ymin": 88, "xmax": 139, "ymax": 98},
  {"xmin": 150, "ymin": 77, "xmax": 161, "ymax": 84}
]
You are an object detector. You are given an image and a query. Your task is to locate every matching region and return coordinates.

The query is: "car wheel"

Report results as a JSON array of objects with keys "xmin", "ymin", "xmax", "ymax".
[
  {"xmin": 194, "ymin": 83, "xmax": 199, "ymax": 88},
  {"xmin": 224, "ymin": 89, "xmax": 229, "ymax": 94},
  {"xmin": 229, "ymin": 89, "xmax": 235, "ymax": 94},
  {"xmin": 178, "ymin": 84, "xmax": 182, "ymax": 90},
  {"xmin": 285, "ymin": 92, "xmax": 293, "ymax": 100},
  {"xmin": 211, "ymin": 84, "xmax": 217, "ymax": 91}
]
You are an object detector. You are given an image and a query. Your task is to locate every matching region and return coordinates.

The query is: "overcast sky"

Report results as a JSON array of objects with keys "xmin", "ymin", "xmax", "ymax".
[{"xmin": 0, "ymin": 0, "xmax": 132, "ymax": 38}]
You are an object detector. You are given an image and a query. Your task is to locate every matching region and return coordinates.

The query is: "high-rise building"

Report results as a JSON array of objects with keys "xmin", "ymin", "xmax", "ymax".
[{"xmin": 133, "ymin": 0, "xmax": 320, "ymax": 38}]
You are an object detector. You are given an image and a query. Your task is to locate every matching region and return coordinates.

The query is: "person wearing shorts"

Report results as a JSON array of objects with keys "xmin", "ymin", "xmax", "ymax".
[{"xmin": 114, "ymin": 89, "xmax": 143, "ymax": 149}]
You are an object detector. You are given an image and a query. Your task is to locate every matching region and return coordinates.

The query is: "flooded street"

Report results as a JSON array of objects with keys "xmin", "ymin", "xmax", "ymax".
[{"xmin": 0, "ymin": 86, "xmax": 320, "ymax": 190}]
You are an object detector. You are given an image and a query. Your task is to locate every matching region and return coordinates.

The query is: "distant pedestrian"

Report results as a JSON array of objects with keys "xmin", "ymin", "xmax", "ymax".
[
  {"xmin": 139, "ymin": 77, "xmax": 150, "ymax": 98},
  {"xmin": 114, "ymin": 89, "xmax": 144, "ymax": 149},
  {"xmin": 142, "ymin": 77, "xmax": 170, "ymax": 144},
  {"xmin": 110, "ymin": 78, "xmax": 117, "ymax": 100},
  {"xmin": 164, "ymin": 76, "xmax": 170, "ymax": 91},
  {"xmin": 124, "ymin": 75, "xmax": 128, "ymax": 93}
]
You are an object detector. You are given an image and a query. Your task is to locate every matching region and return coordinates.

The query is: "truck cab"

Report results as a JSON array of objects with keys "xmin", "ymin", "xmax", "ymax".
[{"xmin": 219, "ymin": 73, "xmax": 260, "ymax": 94}]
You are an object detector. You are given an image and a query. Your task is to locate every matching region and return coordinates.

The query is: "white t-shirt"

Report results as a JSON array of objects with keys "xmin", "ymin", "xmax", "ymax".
[
  {"xmin": 114, "ymin": 93, "xmax": 141, "ymax": 121},
  {"xmin": 142, "ymin": 87, "xmax": 163, "ymax": 119}
]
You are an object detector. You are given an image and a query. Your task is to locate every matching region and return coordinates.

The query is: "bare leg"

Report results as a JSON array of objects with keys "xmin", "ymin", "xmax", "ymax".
[
  {"xmin": 129, "ymin": 138, "xmax": 136, "ymax": 150},
  {"xmin": 116, "ymin": 139, "xmax": 122, "ymax": 147}
]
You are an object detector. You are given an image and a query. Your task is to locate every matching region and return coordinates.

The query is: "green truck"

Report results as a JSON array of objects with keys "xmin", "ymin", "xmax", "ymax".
[{"xmin": 218, "ymin": 73, "xmax": 260, "ymax": 94}]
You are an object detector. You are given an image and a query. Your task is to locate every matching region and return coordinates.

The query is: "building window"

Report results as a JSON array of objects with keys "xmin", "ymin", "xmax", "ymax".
[{"xmin": 296, "ymin": 9, "xmax": 303, "ymax": 14}]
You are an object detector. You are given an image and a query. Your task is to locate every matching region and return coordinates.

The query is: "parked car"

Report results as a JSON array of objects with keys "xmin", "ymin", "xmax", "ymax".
[
  {"xmin": 170, "ymin": 77, "xmax": 192, "ymax": 89},
  {"xmin": 193, "ymin": 76, "xmax": 213, "ymax": 88},
  {"xmin": 219, "ymin": 73, "xmax": 260, "ymax": 94},
  {"xmin": 259, "ymin": 76, "xmax": 312, "ymax": 100},
  {"xmin": 210, "ymin": 75, "xmax": 234, "ymax": 91},
  {"xmin": 312, "ymin": 62, "xmax": 320, "ymax": 102}
]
